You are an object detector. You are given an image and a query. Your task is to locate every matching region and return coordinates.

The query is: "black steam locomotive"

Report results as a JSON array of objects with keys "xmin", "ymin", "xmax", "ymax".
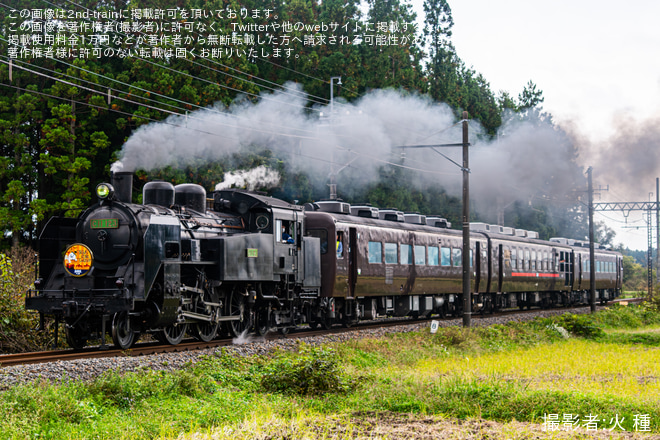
[{"xmin": 26, "ymin": 173, "xmax": 622, "ymax": 349}]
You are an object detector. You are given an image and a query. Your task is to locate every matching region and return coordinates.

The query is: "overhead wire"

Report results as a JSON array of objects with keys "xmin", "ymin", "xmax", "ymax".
[
  {"xmin": 56, "ymin": 0, "xmax": 332, "ymax": 106},
  {"xmin": 3, "ymin": 1, "xmax": 436, "ymax": 143},
  {"xmin": 0, "ymin": 2, "xmax": 348, "ymax": 138},
  {"xmin": 1, "ymin": 3, "xmax": 467, "ymax": 177},
  {"xmin": 3, "ymin": 58, "xmax": 455, "ymax": 176},
  {"xmin": 7, "ymin": 2, "xmax": 323, "ymax": 114},
  {"xmin": 1, "ymin": 52, "xmax": 326, "ymax": 139}
]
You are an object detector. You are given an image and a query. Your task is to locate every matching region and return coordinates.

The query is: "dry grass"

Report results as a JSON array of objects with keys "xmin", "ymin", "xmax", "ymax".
[{"xmin": 179, "ymin": 411, "xmax": 656, "ymax": 440}]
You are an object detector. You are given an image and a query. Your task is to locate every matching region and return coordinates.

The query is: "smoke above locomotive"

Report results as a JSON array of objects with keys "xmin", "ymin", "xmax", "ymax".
[{"xmin": 111, "ymin": 82, "xmax": 595, "ymax": 216}]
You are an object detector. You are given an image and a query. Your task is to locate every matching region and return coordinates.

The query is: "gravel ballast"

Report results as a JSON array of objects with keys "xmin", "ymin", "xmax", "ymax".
[{"xmin": 0, "ymin": 307, "xmax": 598, "ymax": 390}]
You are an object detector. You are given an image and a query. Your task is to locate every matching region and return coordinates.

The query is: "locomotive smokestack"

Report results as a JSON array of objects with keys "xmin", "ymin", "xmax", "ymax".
[{"xmin": 111, "ymin": 171, "xmax": 133, "ymax": 203}]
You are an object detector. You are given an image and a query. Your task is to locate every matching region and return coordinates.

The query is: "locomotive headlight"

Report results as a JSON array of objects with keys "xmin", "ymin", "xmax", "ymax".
[{"xmin": 96, "ymin": 183, "xmax": 114, "ymax": 200}]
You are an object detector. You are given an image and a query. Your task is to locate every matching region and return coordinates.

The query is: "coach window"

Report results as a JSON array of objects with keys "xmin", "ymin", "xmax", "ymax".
[
  {"xmin": 511, "ymin": 249, "xmax": 517, "ymax": 270},
  {"xmin": 531, "ymin": 251, "xmax": 536, "ymax": 271},
  {"xmin": 524, "ymin": 250, "xmax": 530, "ymax": 271},
  {"xmin": 368, "ymin": 241, "xmax": 382, "ymax": 263},
  {"xmin": 336, "ymin": 231, "xmax": 344, "ymax": 258},
  {"xmin": 441, "ymin": 247, "xmax": 451, "ymax": 266},
  {"xmin": 452, "ymin": 248, "xmax": 462, "ymax": 267},
  {"xmin": 503, "ymin": 248, "xmax": 511, "ymax": 270},
  {"xmin": 414, "ymin": 245, "xmax": 426, "ymax": 265},
  {"xmin": 384, "ymin": 243, "xmax": 398, "ymax": 264},
  {"xmin": 428, "ymin": 246, "xmax": 439, "ymax": 266},
  {"xmin": 307, "ymin": 229, "xmax": 328, "ymax": 254},
  {"xmin": 401, "ymin": 244, "xmax": 413, "ymax": 265}
]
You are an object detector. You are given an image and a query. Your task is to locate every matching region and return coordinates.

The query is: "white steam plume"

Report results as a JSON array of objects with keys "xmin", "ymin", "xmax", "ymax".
[
  {"xmin": 110, "ymin": 83, "xmax": 458, "ymax": 190},
  {"xmin": 215, "ymin": 166, "xmax": 280, "ymax": 191},
  {"xmin": 113, "ymin": 82, "xmax": 652, "ymax": 230},
  {"xmin": 571, "ymin": 113, "xmax": 660, "ymax": 200}
]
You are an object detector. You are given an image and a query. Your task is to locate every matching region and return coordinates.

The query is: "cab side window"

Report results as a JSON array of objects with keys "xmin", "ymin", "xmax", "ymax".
[
  {"xmin": 276, "ymin": 219, "xmax": 295, "ymax": 244},
  {"xmin": 336, "ymin": 231, "xmax": 344, "ymax": 258}
]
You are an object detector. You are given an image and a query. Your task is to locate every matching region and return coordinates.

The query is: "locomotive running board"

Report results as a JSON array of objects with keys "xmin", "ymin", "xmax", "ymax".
[{"xmin": 180, "ymin": 311, "xmax": 240, "ymax": 322}]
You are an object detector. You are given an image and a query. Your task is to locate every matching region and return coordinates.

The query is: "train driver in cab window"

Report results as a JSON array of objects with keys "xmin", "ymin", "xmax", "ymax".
[
  {"xmin": 336, "ymin": 232, "xmax": 344, "ymax": 258},
  {"xmin": 279, "ymin": 220, "xmax": 295, "ymax": 244}
]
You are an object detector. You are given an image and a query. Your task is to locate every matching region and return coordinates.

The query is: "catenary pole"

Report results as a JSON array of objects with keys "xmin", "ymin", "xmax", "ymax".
[
  {"xmin": 588, "ymin": 167, "xmax": 596, "ymax": 313},
  {"xmin": 462, "ymin": 112, "xmax": 471, "ymax": 327}
]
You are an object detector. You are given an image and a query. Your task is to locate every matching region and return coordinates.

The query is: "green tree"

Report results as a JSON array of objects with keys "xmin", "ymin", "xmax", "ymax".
[
  {"xmin": 621, "ymin": 254, "xmax": 648, "ymax": 291},
  {"xmin": 423, "ymin": 0, "xmax": 455, "ymax": 103},
  {"xmin": 0, "ymin": 90, "xmax": 43, "ymax": 248},
  {"xmin": 360, "ymin": 0, "xmax": 424, "ymax": 92},
  {"xmin": 517, "ymin": 80, "xmax": 545, "ymax": 111}
]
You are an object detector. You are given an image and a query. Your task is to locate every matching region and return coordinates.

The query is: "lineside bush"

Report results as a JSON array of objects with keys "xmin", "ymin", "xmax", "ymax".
[
  {"xmin": 260, "ymin": 344, "xmax": 357, "ymax": 395},
  {"xmin": 0, "ymin": 247, "xmax": 52, "ymax": 353}
]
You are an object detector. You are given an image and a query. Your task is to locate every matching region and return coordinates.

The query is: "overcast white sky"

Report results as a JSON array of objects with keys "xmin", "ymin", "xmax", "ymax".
[{"xmin": 410, "ymin": 0, "xmax": 660, "ymax": 250}]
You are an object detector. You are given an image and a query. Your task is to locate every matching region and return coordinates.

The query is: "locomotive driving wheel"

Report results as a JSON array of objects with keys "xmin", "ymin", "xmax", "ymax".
[
  {"xmin": 255, "ymin": 305, "xmax": 272, "ymax": 336},
  {"xmin": 112, "ymin": 311, "xmax": 138, "ymax": 349},
  {"xmin": 192, "ymin": 319, "xmax": 218, "ymax": 342},
  {"xmin": 190, "ymin": 289, "xmax": 220, "ymax": 342},
  {"xmin": 226, "ymin": 288, "xmax": 250, "ymax": 337},
  {"xmin": 159, "ymin": 323, "xmax": 187, "ymax": 345}
]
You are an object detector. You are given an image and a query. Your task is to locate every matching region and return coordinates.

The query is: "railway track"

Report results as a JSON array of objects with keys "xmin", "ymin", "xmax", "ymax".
[{"xmin": 0, "ymin": 298, "xmax": 641, "ymax": 369}]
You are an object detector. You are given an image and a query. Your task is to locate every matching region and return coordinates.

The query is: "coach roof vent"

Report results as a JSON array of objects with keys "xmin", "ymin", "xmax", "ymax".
[
  {"xmin": 491, "ymin": 225, "xmax": 504, "ymax": 234},
  {"xmin": 314, "ymin": 200, "xmax": 351, "ymax": 214},
  {"xmin": 350, "ymin": 205, "xmax": 379, "ymax": 218},
  {"xmin": 378, "ymin": 209, "xmax": 405, "ymax": 222},
  {"xmin": 404, "ymin": 213, "xmax": 427, "ymax": 225},
  {"xmin": 515, "ymin": 229, "xmax": 526, "ymax": 237},
  {"xmin": 550, "ymin": 237, "xmax": 576, "ymax": 245},
  {"xmin": 427, "ymin": 217, "xmax": 451, "ymax": 228},
  {"xmin": 470, "ymin": 222, "xmax": 490, "ymax": 232},
  {"xmin": 526, "ymin": 231, "xmax": 539, "ymax": 239}
]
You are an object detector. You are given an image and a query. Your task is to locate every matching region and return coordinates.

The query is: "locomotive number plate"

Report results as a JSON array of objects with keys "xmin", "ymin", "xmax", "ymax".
[{"xmin": 91, "ymin": 218, "xmax": 118, "ymax": 229}]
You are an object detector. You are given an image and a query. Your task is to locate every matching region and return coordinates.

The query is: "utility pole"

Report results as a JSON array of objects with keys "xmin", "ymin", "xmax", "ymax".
[
  {"xmin": 587, "ymin": 167, "xmax": 596, "ymax": 313},
  {"xmin": 394, "ymin": 112, "xmax": 472, "ymax": 326},
  {"xmin": 462, "ymin": 112, "xmax": 471, "ymax": 327},
  {"xmin": 328, "ymin": 76, "xmax": 342, "ymax": 199}
]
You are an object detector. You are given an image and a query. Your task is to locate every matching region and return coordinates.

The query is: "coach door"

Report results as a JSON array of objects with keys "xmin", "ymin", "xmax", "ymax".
[
  {"xmin": 498, "ymin": 244, "xmax": 504, "ymax": 293},
  {"xmin": 347, "ymin": 227, "xmax": 358, "ymax": 298},
  {"xmin": 348, "ymin": 228, "xmax": 358, "ymax": 298},
  {"xmin": 475, "ymin": 242, "xmax": 485, "ymax": 292},
  {"xmin": 560, "ymin": 251, "xmax": 573, "ymax": 287}
]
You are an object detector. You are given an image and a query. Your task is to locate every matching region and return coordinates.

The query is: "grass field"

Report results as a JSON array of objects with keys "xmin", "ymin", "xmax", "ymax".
[{"xmin": 2, "ymin": 304, "xmax": 660, "ymax": 439}]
